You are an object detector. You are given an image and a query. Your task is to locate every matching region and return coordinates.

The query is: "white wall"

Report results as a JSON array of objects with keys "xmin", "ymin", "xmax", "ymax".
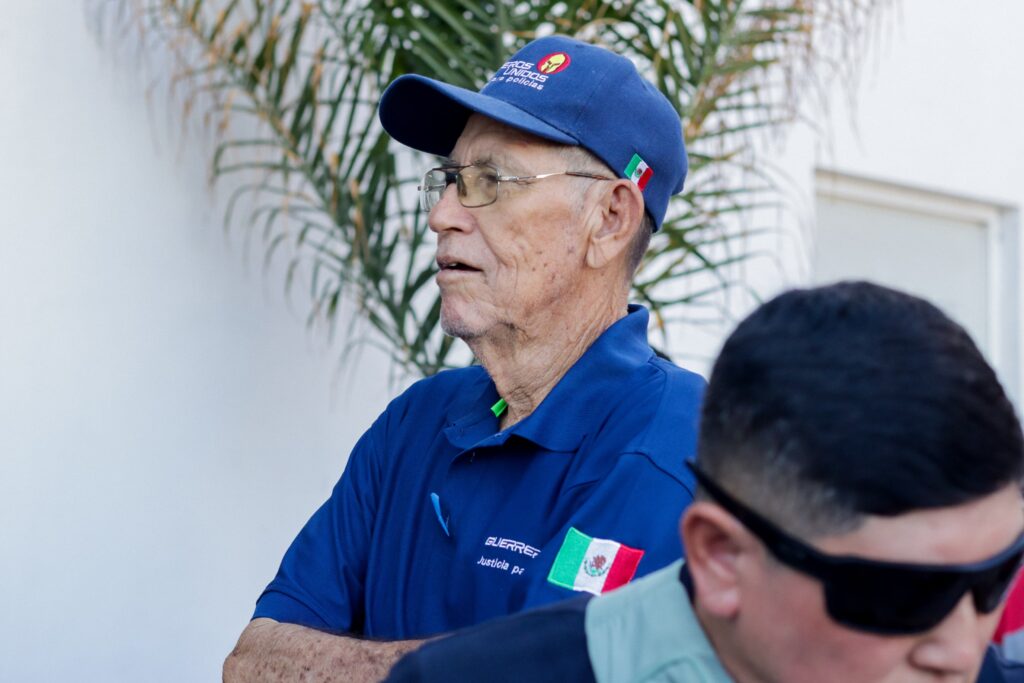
[
  {"xmin": 707, "ymin": 0, "xmax": 1024, "ymax": 397},
  {"xmin": 0, "ymin": 4, "xmax": 395, "ymax": 681},
  {"xmin": 812, "ymin": 0, "xmax": 1024, "ymax": 401},
  {"xmin": 817, "ymin": 1, "xmax": 1024, "ymax": 209}
]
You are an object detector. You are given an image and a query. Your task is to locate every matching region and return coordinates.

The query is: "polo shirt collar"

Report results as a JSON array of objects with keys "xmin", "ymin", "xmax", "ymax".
[
  {"xmin": 585, "ymin": 560, "xmax": 734, "ymax": 682},
  {"xmin": 444, "ymin": 305, "xmax": 654, "ymax": 452}
]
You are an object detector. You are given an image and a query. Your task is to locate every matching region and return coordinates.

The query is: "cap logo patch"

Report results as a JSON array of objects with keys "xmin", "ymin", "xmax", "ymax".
[
  {"xmin": 490, "ymin": 59, "xmax": 550, "ymax": 91},
  {"xmin": 624, "ymin": 153, "xmax": 653, "ymax": 191},
  {"xmin": 537, "ymin": 52, "xmax": 571, "ymax": 75}
]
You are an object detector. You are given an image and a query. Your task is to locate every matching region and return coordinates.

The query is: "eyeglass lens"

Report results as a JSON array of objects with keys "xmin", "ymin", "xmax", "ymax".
[
  {"xmin": 420, "ymin": 165, "xmax": 500, "ymax": 212},
  {"xmin": 822, "ymin": 551, "xmax": 1023, "ymax": 635}
]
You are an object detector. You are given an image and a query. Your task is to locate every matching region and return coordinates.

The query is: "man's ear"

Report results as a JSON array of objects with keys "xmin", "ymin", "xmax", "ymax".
[
  {"xmin": 680, "ymin": 502, "xmax": 751, "ymax": 620},
  {"xmin": 584, "ymin": 180, "xmax": 645, "ymax": 271}
]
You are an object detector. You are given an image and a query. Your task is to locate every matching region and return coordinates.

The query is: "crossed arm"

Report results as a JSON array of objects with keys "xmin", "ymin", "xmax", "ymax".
[{"xmin": 223, "ymin": 618, "xmax": 425, "ymax": 683}]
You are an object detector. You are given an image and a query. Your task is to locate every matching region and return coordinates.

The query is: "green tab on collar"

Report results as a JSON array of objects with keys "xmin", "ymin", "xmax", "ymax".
[{"xmin": 490, "ymin": 398, "xmax": 508, "ymax": 418}]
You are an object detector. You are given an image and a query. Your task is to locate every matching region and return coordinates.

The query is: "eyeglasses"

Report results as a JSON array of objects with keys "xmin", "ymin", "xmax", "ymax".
[
  {"xmin": 418, "ymin": 162, "xmax": 612, "ymax": 212},
  {"xmin": 685, "ymin": 460, "xmax": 1024, "ymax": 635}
]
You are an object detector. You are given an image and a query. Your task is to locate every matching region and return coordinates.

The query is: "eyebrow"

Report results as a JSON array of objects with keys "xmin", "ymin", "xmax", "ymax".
[
  {"xmin": 483, "ymin": 151, "xmax": 523, "ymax": 170},
  {"xmin": 440, "ymin": 152, "xmax": 524, "ymax": 174}
]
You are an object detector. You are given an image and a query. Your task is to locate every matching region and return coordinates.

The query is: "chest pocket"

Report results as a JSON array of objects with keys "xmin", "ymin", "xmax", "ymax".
[{"xmin": 436, "ymin": 443, "xmax": 570, "ymax": 617}]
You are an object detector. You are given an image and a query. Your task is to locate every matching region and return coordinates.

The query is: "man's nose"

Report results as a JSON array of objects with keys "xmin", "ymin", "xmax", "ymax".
[
  {"xmin": 909, "ymin": 593, "xmax": 989, "ymax": 676},
  {"xmin": 427, "ymin": 183, "xmax": 473, "ymax": 234}
]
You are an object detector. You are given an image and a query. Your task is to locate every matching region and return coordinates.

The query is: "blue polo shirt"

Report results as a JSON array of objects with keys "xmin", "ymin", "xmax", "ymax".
[{"xmin": 253, "ymin": 305, "xmax": 705, "ymax": 638}]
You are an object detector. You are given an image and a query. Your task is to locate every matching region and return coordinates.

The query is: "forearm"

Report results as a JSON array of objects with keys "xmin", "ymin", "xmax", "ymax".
[{"xmin": 223, "ymin": 618, "xmax": 424, "ymax": 683}]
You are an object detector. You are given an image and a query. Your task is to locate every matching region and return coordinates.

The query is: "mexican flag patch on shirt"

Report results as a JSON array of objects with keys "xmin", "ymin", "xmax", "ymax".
[
  {"xmin": 623, "ymin": 153, "xmax": 653, "ymax": 191},
  {"xmin": 547, "ymin": 527, "xmax": 645, "ymax": 595}
]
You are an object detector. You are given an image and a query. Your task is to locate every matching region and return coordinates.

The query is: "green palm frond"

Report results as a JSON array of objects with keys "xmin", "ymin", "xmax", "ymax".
[{"xmin": 97, "ymin": 0, "xmax": 888, "ymax": 376}]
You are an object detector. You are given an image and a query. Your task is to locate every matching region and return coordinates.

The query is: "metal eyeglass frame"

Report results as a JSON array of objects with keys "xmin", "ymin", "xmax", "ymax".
[{"xmin": 418, "ymin": 162, "xmax": 613, "ymax": 211}]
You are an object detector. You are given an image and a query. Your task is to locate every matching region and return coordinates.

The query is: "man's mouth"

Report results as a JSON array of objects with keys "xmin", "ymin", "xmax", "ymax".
[{"xmin": 437, "ymin": 259, "xmax": 482, "ymax": 273}]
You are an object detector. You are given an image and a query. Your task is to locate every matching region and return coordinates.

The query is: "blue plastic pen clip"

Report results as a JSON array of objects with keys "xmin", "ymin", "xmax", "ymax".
[{"xmin": 430, "ymin": 492, "xmax": 450, "ymax": 537}]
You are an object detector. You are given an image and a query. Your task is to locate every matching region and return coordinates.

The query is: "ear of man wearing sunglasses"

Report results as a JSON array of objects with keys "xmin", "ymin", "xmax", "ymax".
[{"xmin": 386, "ymin": 281, "xmax": 1024, "ymax": 683}]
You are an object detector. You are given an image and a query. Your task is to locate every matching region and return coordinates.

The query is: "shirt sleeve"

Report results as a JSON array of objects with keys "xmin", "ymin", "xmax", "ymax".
[
  {"xmin": 979, "ymin": 645, "xmax": 1024, "ymax": 683},
  {"xmin": 523, "ymin": 451, "xmax": 694, "ymax": 607},
  {"xmin": 251, "ymin": 411, "xmax": 387, "ymax": 633},
  {"xmin": 995, "ymin": 570, "xmax": 1024, "ymax": 661}
]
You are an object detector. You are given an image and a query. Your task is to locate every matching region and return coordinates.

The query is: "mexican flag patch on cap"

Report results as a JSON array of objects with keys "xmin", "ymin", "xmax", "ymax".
[
  {"xmin": 547, "ymin": 527, "xmax": 644, "ymax": 595},
  {"xmin": 624, "ymin": 153, "xmax": 653, "ymax": 190}
]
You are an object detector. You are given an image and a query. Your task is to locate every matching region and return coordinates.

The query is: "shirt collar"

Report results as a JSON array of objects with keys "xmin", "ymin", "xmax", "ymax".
[
  {"xmin": 444, "ymin": 305, "xmax": 654, "ymax": 452},
  {"xmin": 585, "ymin": 560, "xmax": 734, "ymax": 682}
]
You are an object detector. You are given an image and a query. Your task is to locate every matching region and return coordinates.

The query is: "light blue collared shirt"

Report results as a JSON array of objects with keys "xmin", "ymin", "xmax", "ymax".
[{"xmin": 586, "ymin": 560, "xmax": 734, "ymax": 682}]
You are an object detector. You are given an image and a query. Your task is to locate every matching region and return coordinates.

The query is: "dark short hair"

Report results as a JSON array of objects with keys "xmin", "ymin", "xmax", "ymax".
[{"xmin": 697, "ymin": 281, "xmax": 1024, "ymax": 537}]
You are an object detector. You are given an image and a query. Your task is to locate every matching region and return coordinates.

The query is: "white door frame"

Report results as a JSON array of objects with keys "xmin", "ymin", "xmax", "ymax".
[{"xmin": 815, "ymin": 169, "xmax": 1021, "ymax": 404}]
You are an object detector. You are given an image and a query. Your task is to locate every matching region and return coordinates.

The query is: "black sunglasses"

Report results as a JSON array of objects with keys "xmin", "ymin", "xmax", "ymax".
[{"xmin": 685, "ymin": 460, "xmax": 1024, "ymax": 635}]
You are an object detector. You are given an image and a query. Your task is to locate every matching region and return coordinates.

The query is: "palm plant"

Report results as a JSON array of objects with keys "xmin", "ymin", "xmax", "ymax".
[{"xmin": 99, "ymin": 0, "xmax": 885, "ymax": 376}]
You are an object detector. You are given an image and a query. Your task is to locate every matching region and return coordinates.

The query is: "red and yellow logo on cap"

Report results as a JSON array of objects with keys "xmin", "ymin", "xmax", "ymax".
[{"xmin": 537, "ymin": 52, "xmax": 571, "ymax": 75}]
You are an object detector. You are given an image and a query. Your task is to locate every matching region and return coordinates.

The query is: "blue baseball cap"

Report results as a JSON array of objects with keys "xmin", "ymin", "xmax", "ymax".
[{"xmin": 378, "ymin": 36, "xmax": 687, "ymax": 230}]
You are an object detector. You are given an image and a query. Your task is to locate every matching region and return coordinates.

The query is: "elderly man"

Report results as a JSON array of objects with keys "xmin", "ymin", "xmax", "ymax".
[
  {"xmin": 385, "ymin": 281, "xmax": 1024, "ymax": 683},
  {"xmin": 224, "ymin": 36, "xmax": 705, "ymax": 681}
]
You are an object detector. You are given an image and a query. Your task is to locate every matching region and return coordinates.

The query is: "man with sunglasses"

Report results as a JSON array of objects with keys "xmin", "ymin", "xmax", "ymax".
[
  {"xmin": 385, "ymin": 281, "xmax": 1024, "ymax": 683},
  {"xmin": 225, "ymin": 36, "xmax": 706, "ymax": 682}
]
